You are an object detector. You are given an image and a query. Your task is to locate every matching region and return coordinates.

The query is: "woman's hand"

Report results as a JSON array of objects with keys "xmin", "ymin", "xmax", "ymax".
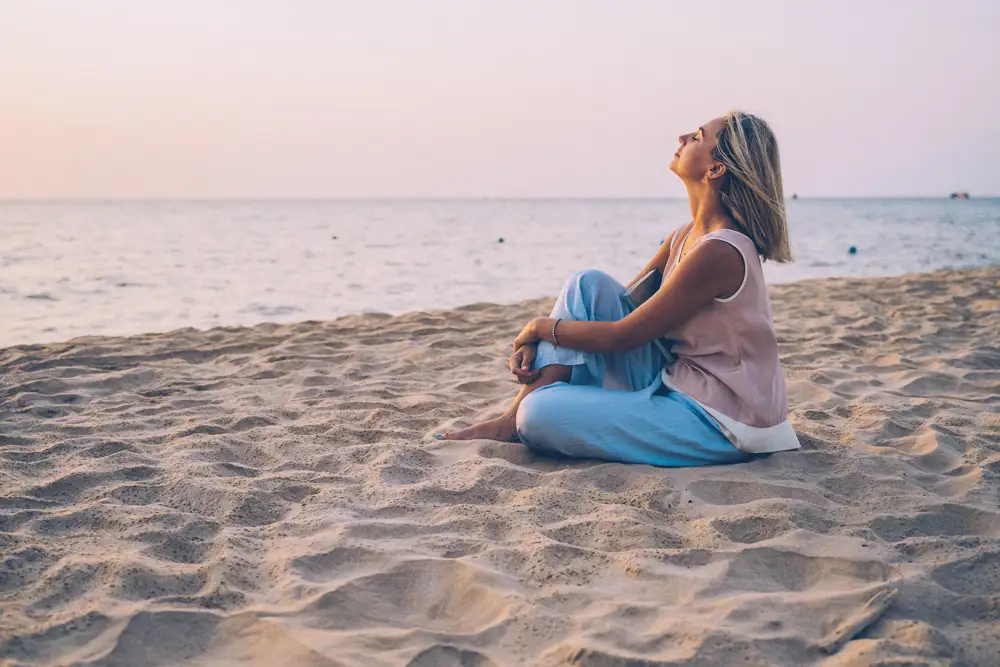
[
  {"xmin": 512, "ymin": 318, "xmax": 544, "ymax": 351},
  {"xmin": 510, "ymin": 345, "xmax": 539, "ymax": 384}
]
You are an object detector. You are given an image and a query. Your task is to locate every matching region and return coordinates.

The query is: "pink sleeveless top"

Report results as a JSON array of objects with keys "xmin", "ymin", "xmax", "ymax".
[{"xmin": 661, "ymin": 226, "xmax": 799, "ymax": 453}]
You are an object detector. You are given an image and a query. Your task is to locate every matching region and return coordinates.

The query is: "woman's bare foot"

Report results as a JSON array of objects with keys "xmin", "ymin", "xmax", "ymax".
[
  {"xmin": 435, "ymin": 364, "xmax": 569, "ymax": 443},
  {"xmin": 436, "ymin": 412, "xmax": 518, "ymax": 442}
]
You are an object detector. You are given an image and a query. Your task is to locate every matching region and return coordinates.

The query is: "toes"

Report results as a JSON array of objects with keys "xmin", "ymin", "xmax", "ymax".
[{"xmin": 434, "ymin": 418, "xmax": 517, "ymax": 443}]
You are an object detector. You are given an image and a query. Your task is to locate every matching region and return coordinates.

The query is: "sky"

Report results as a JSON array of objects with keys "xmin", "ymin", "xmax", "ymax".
[{"xmin": 1, "ymin": 0, "xmax": 998, "ymax": 198}]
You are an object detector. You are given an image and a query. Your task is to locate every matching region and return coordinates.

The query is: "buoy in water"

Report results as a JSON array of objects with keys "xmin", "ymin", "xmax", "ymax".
[{"xmin": 848, "ymin": 245, "xmax": 857, "ymax": 255}]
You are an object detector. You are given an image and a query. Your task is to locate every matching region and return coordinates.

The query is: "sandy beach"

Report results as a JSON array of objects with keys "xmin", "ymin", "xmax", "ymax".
[{"xmin": 1, "ymin": 266, "xmax": 998, "ymax": 666}]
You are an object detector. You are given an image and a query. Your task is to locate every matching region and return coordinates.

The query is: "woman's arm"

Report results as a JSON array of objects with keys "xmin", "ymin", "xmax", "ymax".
[
  {"xmin": 515, "ymin": 239, "xmax": 744, "ymax": 354},
  {"xmin": 624, "ymin": 226, "xmax": 684, "ymax": 290}
]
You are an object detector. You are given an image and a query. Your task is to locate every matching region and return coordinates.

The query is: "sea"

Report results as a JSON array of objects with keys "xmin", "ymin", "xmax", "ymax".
[{"xmin": 2, "ymin": 198, "xmax": 998, "ymax": 347}]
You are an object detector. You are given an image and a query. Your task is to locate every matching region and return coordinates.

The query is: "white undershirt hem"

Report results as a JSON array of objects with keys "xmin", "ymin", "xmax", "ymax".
[{"xmin": 662, "ymin": 371, "xmax": 801, "ymax": 454}]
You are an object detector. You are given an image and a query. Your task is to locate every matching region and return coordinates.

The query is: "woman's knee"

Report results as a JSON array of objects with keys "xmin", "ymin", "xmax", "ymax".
[
  {"xmin": 515, "ymin": 386, "xmax": 562, "ymax": 447},
  {"xmin": 567, "ymin": 269, "xmax": 616, "ymax": 294},
  {"xmin": 562, "ymin": 269, "xmax": 623, "ymax": 310}
]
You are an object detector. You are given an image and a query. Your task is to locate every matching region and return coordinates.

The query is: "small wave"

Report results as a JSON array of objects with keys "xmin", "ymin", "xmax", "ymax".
[
  {"xmin": 242, "ymin": 304, "xmax": 304, "ymax": 318},
  {"xmin": 26, "ymin": 293, "xmax": 58, "ymax": 301}
]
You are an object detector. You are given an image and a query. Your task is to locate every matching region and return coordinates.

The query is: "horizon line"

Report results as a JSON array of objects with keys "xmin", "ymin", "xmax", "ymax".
[{"xmin": 2, "ymin": 195, "xmax": 996, "ymax": 203}]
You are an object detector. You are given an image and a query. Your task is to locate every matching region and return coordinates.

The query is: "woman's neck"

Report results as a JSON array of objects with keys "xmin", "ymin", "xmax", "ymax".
[{"xmin": 685, "ymin": 185, "xmax": 732, "ymax": 235}]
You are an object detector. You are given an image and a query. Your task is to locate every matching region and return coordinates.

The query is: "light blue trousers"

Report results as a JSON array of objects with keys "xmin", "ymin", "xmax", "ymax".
[{"xmin": 515, "ymin": 270, "xmax": 754, "ymax": 467}]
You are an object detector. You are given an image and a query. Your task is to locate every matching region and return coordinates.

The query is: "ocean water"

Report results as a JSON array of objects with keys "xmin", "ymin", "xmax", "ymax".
[{"xmin": 2, "ymin": 198, "xmax": 998, "ymax": 347}]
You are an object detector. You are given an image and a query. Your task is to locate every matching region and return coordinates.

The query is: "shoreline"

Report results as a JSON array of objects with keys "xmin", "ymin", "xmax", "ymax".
[
  {"xmin": 3, "ymin": 265, "xmax": 997, "ymax": 353},
  {"xmin": 1, "ymin": 266, "xmax": 998, "ymax": 665}
]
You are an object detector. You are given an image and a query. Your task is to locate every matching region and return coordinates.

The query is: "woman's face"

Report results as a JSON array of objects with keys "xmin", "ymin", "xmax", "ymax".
[{"xmin": 670, "ymin": 116, "xmax": 727, "ymax": 182}]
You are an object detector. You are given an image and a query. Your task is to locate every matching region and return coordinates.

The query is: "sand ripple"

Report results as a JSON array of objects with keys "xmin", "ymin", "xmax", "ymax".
[{"xmin": 1, "ymin": 267, "xmax": 998, "ymax": 666}]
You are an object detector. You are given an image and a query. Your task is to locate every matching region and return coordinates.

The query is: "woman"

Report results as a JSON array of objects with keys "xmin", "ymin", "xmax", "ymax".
[{"xmin": 436, "ymin": 111, "xmax": 800, "ymax": 466}]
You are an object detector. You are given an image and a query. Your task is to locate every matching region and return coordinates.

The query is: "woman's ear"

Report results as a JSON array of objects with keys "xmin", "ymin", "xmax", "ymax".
[{"xmin": 706, "ymin": 162, "xmax": 727, "ymax": 181}]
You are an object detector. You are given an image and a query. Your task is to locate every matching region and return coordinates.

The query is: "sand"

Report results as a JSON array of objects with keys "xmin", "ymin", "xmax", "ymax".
[{"xmin": 1, "ymin": 267, "xmax": 998, "ymax": 667}]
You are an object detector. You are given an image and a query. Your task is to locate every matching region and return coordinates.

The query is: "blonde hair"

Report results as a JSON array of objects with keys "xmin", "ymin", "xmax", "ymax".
[{"xmin": 713, "ymin": 110, "xmax": 793, "ymax": 262}]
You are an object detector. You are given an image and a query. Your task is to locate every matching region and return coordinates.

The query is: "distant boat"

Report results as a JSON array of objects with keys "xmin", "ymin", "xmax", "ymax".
[
  {"xmin": 950, "ymin": 191, "xmax": 970, "ymax": 199},
  {"xmin": 791, "ymin": 193, "xmax": 798, "ymax": 200}
]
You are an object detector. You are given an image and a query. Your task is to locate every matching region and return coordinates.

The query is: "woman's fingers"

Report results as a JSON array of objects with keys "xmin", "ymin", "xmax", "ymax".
[
  {"xmin": 510, "ymin": 344, "xmax": 537, "ymax": 384},
  {"xmin": 512, "ymin": 369, "xmax": 539, "ymax": 384},
  {"xmin": 511, "ymin": 345, "xmax": 537, "ymax": 384},
  {"xmin": 520, "ymin": 348, "xmax": 534, "ymax": 371},
  {"xmin": 510, "ymin": 350, "xmax": 523, "ymax": 373},
  {"xmin": 511, "ymin": 345, "xmax": 535, "ymax": 371}
]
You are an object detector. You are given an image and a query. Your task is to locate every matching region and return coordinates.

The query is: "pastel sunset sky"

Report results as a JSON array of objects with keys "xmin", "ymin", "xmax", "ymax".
[{"xmin": 2, "ymin": 0, "xmax": 998, "ymax": 198}]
